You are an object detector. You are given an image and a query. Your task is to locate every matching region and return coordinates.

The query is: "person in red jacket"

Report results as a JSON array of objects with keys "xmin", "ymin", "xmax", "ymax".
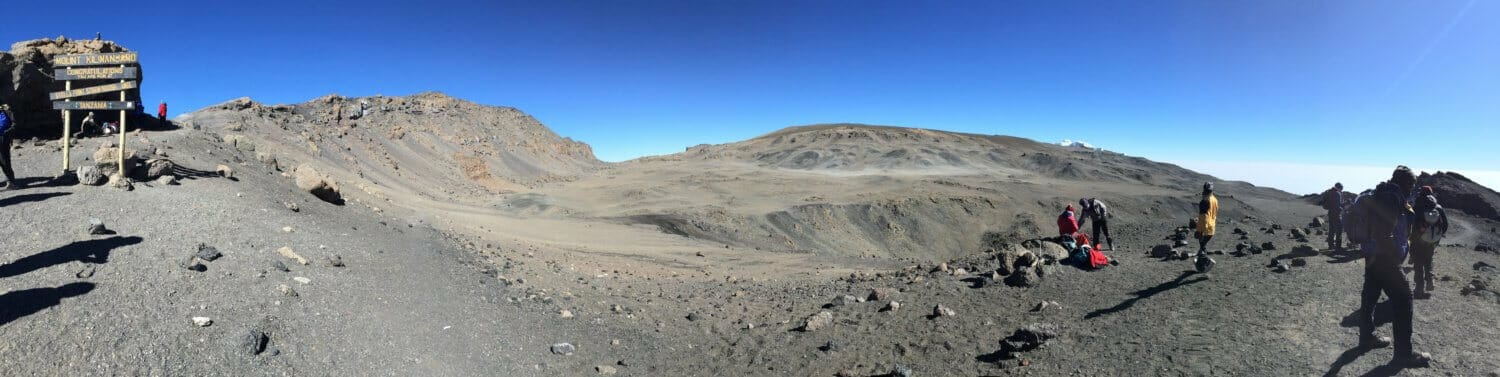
[
  {"xmin": 157, "ymin": 102, "xmax": 168, "ymax": 120},
  {"xmin": 1057, "ymin": 205, "xmax": 1080, "ymax": 237}
]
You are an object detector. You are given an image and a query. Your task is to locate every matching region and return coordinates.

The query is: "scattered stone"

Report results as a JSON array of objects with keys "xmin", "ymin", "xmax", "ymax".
[
  {"xmin": 75, "ymin": 265, "xmax": 96, "ymax": 278},
  {"xmin": 801, "ymin": 311, "xmax": 834, "ymax": 332},
  {"xmin": 1273, "ymin": 261, "xmax": 1290, "ymax": 273},
  {"xmin": 829, "ymin": 295, "xmax": 859, "ymax": 308},
  {"xmin": 868, "ymin": 287, "xmax": 895, "ymax": 302},
  {"xmin": 1005, "ymin": 268, "xmax": 1041, "ymax": 288},
  {"xmin": 292, "ymin": 277, "xmax": 311, "ymax": 284},
  {"xmin": 142, "ymin": 159, "xmax": 174, "ymax": 180},
  {"xmin": 294, "ymin": 164, "xmax": 343, "ymax": 204},
  {"xmin": 1291, "ymin": 228, "xmax": 1307, "ymax": 238},
  {"xmin": 155, "ymin": 175, "xmax": 178, "ymax": 185},
  {"xmin": 278, "ymin": 284, "xmax": 298, "ymax": 297},
  {"xmin": 181, "ymin": 256, "xmax": 207, "ymax": 272},
  {"xmin": 882, "ymin": 301, "xmax": 901, "ymax": 312},
  {"xmin": 891, "ymin": 364, "xmax": 914, "ymax": 377},
  {"xmin": 551, "ymin": 343, "xmax": 576, "ymax": 356},
  {"xmin": 238, "ymin": 329, "xmax": 268, "ymax": 355},
  {"xmin": 269, "ymin": 260, "xmax": 290, "ymax": 272},
  {"xmin": 86, "ymin": 218, "xmax": 112, "ymax": 235},
  {"xmin": 192, "ymin": 317, "xmax": 213, "ymax": 327},
  {"xmin": 1290, "ymin": 245, "xmax": 1317, "ymax": 257},
  {"xmin": 1173, "ymin": 239, "xmax": 1189, "ymax": 248},
  {"xmin": 1261, "ymin": 242, "xmax": 1277, "ymax": 251},
  {"xmin": 1291, "ymin": 258, "xmax": 1308, "ymax": 267},
  {"xmin": 818, "ymin": 341, "xmax": 843, "ymax": 353},
  {"xmin": 1031, "ymin": 241, "xmax": 1070, "ymax": 260},
  {"xmin": 1478, "ymin": 243, "xmax": 1495, "ymax": 253},
  {"xmin": 1150, "ymin": 244, "xmax": 1175, "ymax": 258},
  {"xmin": 1311, "ymin": 217, "xmax": 1326, "ymax": 228},
  {"xmin": 933, "ymin": 304, "xmax": 957, "ymax": 318},
  {"xmin": 595, "ymin": 365, "xmax": 617, "ymax": 375},
  {"xmin": 560, "ymin": 310, "xmax": 575, "ymax": 319},
  {"xmin": 1032, "ymin": 300, "xmax": 1061, "ymax": 312},
  {"xmin": 1000, "ymin": 323, "xmax": 1060, "ymax": 358},
  {"xmin": 323, "ymin": 254, "xmax": 344, "ymax": 267},
  {"xmin": 935, "ymin": 262, "xmax": 950, "ymax": 273},
  {"xmin": 76, "ymin": 165, "xmax": 106, "ymax": 185},
  {"xmin": 951, "ymin": 267, "xmax": 967, "ymax": 276},
  {"xmin": 107, "ymin": 173, "xmax": 133, "ymax": 190},
  {"xmin": 277, "ymin": 247, "xmax": 309, "ymax": 265},
  {"xmin": 284, "ymin": 202, "xmax": 300, "ymax": 212},
  {"xmin": 215, "ymin": 164, "xmax": 233, "ymax": 178},
  {"xmin": 195, "ymin": 243, "xmax": 223, "ymax": 261},
  {"xmin": 1236, "ymin": 242, "xmax": 1248, "ymax": 252}
]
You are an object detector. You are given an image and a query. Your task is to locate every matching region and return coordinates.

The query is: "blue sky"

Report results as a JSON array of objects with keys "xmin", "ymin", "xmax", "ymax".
[{"xmin": 4, "ymin": 1, "xmax": 1496, "ymax": 194}]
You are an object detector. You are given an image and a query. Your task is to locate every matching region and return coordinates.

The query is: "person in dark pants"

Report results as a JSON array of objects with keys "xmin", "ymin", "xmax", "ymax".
[
  {"xmin": 0, "ymin": 104, "xmax": 16, "ymax": 190},
  {"xmin": 1076, "ymin": 198, "xmax": 1113, "ymax": 250},
  {"xmin": 1409, "ymin": 187, "xmax": 1448, "ymax": 299},
  {"xmin": 1356, "ymin": 166, "xmax": 1430, "ymax": 367},
  {"xmin": 1196, "ymin": 182, "xmax": 1218, "ymax": 255},
  {"xmin": 1322, "ymin": 182, "xmax": 1346, "ymax": 251}
]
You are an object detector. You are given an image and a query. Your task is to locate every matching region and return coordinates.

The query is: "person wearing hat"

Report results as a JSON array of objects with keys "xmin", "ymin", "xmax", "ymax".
[
  {"xmin": 1076, "ymin": 198, "xmax": 1113, "ymax": 250},
  {"xmin": 1322, "ymin": 182, "xmax": 1348, "ymax": 251},
  {"xmin": 1195, "ymin": 182, "xmax": 1218, "ymax": 255},
  {"xmin": 1408, "ymin": 186, "xmax": 1448, "ymax": 299},
  {"xmin": 1353, "ymin": 165, "xmax": 1431, "ymax": 367}
]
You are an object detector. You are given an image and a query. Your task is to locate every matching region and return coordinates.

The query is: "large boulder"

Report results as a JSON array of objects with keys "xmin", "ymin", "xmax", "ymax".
[
  {"xmin": 1030, "ymin": 241, "xmax": 1070, "ymax": 261},
  {"xmin": 294, "ymin": 164, "xmax": 343, "ymax": 205}
]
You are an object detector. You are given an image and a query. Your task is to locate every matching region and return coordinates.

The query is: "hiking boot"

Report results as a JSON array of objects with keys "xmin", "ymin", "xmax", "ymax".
[
  {"xmin": 1358, "ymin": 336, "xmax": 1392, "ymax": 349},
  {"xmin": 1391, "ymin": 351, "xmax": 1432, "ymax": 368},
  {"xmin": 0, "ymin": 181, "xmax": 10, "ymax": 191}
]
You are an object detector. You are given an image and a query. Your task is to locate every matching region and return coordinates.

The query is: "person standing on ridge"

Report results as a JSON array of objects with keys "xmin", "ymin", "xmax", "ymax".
[
  {"xmin": 158, "ymin": 102, "xmax": 167, "ymax": 121},
  {"xmin": 1354, "ymin": 166, "xmax": 1431, "ymax": 367},
  {"xmin": 1323, "ymin": 183, "xmax": 1348, "ymax": 251},
  {"xmin": 1076, "ymin": 198, "xmax": 1113, "ymax": 250}
]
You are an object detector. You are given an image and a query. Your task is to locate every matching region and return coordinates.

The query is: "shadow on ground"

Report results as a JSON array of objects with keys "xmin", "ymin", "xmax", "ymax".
[
  {"xmin": 1085, "ymin": 270, "xmax": 1207, "ymax": 319},
  {"xmin": 0, "ymin": 282, "xmax": 97, "ymax": 326},
  {"xmin": 0, "ymin": 236, "xmax": 143, "ymax": 279},
  {"xmin": 0, "ymin": 192, "xmax": 70, "ymax": 208}
]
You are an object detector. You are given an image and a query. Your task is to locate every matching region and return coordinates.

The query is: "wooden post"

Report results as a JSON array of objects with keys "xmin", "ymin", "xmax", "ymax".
[
  {"xmin": 118, "ymin": 64, "xmax": 127, "ymax": 174},
  {"xmin": 62, "ymin": 80, "xmax": 72, "ymax": 173}
]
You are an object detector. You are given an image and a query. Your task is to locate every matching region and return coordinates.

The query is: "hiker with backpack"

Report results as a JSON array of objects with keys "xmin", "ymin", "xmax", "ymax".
[
  {"xmin": 1076, "ymin": 198, "xmax": 1114, "ymax": 250},
  {"xmin": 1322, "ymin": 182, "xmax": 1347, "ymax": 251},
  {"xmin": 1409, "ymin": 186, "xmax": 1448, "ymax": 299},
  {"xmin": 1194, "ymin": 182, "xmax": 1219, "ymax": 272},
  {"xmin": 1349, "ymin": 166, "xmax": 1431, "ymax": 367},
  {"xmin": 0, "ymin": 103, "xmax": 17, "ymax": 190}
]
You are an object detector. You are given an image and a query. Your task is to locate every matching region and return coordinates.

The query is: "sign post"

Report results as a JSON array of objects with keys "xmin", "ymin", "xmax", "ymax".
[{"xmin": 49, "ymin": 51, "xmax": 140, "ymax": 177}]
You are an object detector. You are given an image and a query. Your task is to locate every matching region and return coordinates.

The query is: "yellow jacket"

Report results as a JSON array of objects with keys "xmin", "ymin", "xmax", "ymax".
[{"xmin": 1197, "ymin": 193, "xmax": 1219, "ymax": 236}]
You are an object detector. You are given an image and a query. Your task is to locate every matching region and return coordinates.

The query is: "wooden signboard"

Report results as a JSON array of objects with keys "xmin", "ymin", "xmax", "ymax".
[
  {"xmin": 52, "ymin": 52, "xmax": 139, "ymax": 67},
  {"xmin": 55, "ymin": 66, "xmax": 138, "ymax": 81},
  {"xmin": 52, "ymin": 101, "xmax": 137, "ymax": 111},
  {"xmin": 49, "ymin": 81, "xmax": 139, "ymax": 100}
]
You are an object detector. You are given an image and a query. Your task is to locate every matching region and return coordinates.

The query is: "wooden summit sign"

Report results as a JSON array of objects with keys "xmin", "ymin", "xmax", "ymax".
[
  {"xmin": 50, "ymin": 50, "xmax": 143, "ymax": 175},
  {"xmin": 49, "ymin": 81, "xmax": 139, "ymax": 100},
  {"xmin": 55, "ymin": 66, "xmax": 138, "ymax": 81},
  {"xmin": 52, "ymin": 52, "xmax": 139, "ymax": 67},
  {"xmin": 51, "ymin": 101, "xmax": 137, "ymax": 111}
]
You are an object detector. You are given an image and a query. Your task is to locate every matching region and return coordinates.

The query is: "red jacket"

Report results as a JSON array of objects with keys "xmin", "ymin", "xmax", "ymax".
[
  {"xmin": 158, "ymin": 103, "xmax": 167, "ymax": 118},
  {"xmin": 1057, "ymin": 206, "xmax": 1079, "ymax": 236}
]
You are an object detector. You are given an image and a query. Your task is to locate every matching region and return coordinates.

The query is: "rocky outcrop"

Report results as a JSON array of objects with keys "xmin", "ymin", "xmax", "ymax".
[
  {"xmin": 1417, "ymin": 171, "xmax": 1500, "ymax": 222},
  {"xmin": 2, "ymin": 37, "xmax": 147, "ymax": 138}
]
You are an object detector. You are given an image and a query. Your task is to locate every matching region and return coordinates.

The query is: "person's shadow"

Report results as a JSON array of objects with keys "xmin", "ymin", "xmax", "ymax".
[
  {"xmin": 1085, "ymin": 270, "xmax": 1207, "ymax": 319},
  {"xmin": 0, "ymin": 192, "xmax": 71, "ymax": 208},
  {"xmin": 0, "ymin": 236, "xmax": 143, "ymax": 279},
  {"xmin": 0, "ymin": 282, "xmax": 96, "ymax": 326}
]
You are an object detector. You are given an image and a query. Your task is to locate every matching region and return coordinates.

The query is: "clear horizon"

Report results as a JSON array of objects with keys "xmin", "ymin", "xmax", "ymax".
[{"xmin": 4, "ymin": 0, "xmax": 1495, "ymax": 195}]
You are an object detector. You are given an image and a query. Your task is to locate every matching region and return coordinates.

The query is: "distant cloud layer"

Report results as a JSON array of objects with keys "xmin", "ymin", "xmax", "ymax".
[{"xmin": 1173, "ymin": 160, "xmax": 1500, "ymax": 195}]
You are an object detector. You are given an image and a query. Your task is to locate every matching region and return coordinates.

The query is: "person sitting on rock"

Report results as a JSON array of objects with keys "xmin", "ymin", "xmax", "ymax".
[
  {"xmin": 1076, "ymin": 198, "xmax": 1113, "ymax": 250},
  {"xmin": 81, "ymin": 112, "xmax": 98, "ymax": 137},
  {"xmin": 1196, "ymin": 182, "xmax": 1218, "ymax": 256}
]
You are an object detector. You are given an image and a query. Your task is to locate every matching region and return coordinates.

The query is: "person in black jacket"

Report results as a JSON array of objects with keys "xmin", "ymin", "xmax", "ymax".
[
  {"xmin": 1321, "ymin": 183, "xmax": 1346, "ymax": 251},
  {"xmin": 1354, "ymin": 166, "xmax": 1430, "ymax": 367},
  {"xmin": 0, "ymin": 103, "xmax": 16, "ymax": 190}
]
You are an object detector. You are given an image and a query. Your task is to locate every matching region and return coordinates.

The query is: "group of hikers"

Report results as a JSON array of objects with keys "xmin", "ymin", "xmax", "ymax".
[
  {"xmin": 1320, "ymin": 166, "xmax": 1449, "ymax": 366},
  {"xmin": 1051, "ymin": 167, "xmax": 1449, "ymax": 367},
  {"xmin": 0, "ymin": 99, "xmax": 167, "ymax": 190}
]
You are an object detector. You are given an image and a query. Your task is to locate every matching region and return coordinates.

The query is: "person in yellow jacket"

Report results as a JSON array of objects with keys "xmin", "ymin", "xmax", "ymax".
[{"xmin": 1196, "ymin": 182, "xmax": 1219, "ymax": 256}]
